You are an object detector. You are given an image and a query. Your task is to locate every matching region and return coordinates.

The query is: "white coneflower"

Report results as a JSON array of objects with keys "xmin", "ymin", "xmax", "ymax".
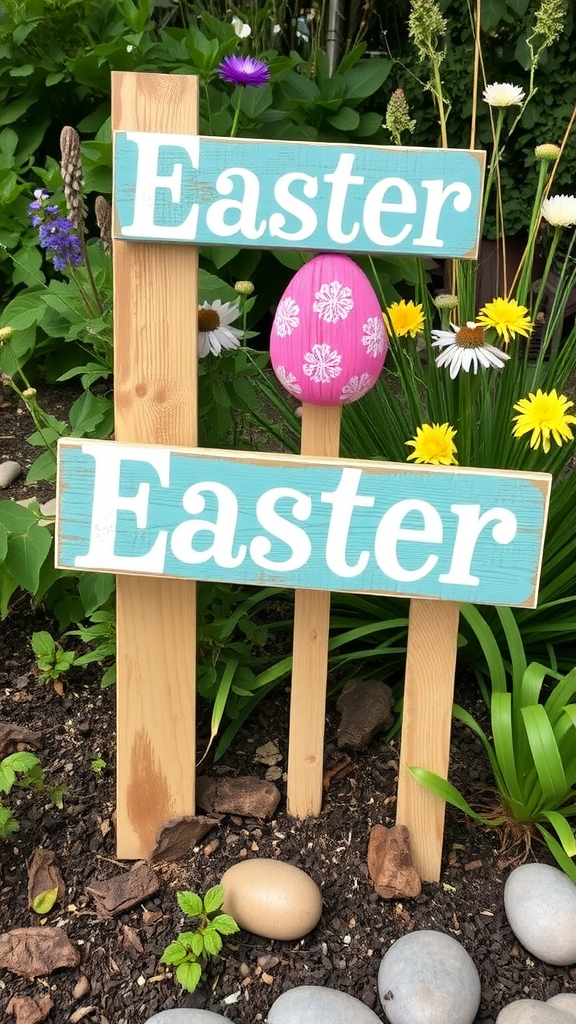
[
  {"xmin": 431, "ymin": 322, "xmax": 510, "ymax": 379},
  {"xmin": 197, "ymin": 300, "xmax": 243, "ymax": 357},
  {"xmin": 482, "ymin": 83, "xmax": 525, "ymax": 107},
  {"xmin": 541, "ymin": 194, "xmax": 576, "ymax": 228}
]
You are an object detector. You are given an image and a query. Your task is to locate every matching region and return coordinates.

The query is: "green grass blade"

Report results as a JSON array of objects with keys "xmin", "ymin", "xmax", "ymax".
[
  {"xmin": 536, "ymin": 825, "xmax": 576, "ymax": 883},
  {"xmin": 407, "ymin": 767, "xmax": 505, "ymax": 825},
  {"xmin": 460, "ymin": 604, "xmax": 507, "ymax": 692},
  {"xmin": 521, "ymin": 704, "xmax": 568, "ymax": 803},
  {"xmin": 541, "ymin": 810, "xmax": 576, "ymax": 856},
  {"xmin": 497, "ymin": 607, "xmax": 527, "ymax": 695},
  {"xmin": 491, "ymin": 692, "xmax": 523, "ymax": 803}
]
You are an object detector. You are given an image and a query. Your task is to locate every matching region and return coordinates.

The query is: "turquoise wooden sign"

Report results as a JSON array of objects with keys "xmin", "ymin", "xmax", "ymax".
[
  {"xmin": 56, "ymin": 439, "xmax": 550, "ymax": 608},
  {"xmin": 114, "ymin": 133, "xmax": 485, "ymax": 258}
]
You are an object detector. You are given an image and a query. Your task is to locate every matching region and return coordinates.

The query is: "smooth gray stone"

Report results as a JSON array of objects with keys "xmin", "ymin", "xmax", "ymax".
[
  {"xmin": 548, "ymin": 996, "xmax": 576, "ymax": 1019},
  {"xmin": 504, "ymin": 863, "xmax": 576, "ymax": 965},
  {"xmin": 496, "ymin": 999, "xmax": 576, "ymax": 1024},
  {"xmin": 0, "ymin": 460, "xmax": 21, "ymax": 488},
  {"xmin": 267, "ymin": 985, "xmax": 382, "ymax": 1024},
  {"xmin": 377, "ymin": 929, "xmax": 480, "ymax": 1024},
  {"xmin": 145, "ymin": 1012, "xmax": 230, "ymax": 1023}
]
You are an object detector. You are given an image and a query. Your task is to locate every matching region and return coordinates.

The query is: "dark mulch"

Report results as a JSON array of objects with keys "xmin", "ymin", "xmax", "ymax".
[{"xmin": 1, "ymin": 383, "xmax": 575, "ymax": 1024}]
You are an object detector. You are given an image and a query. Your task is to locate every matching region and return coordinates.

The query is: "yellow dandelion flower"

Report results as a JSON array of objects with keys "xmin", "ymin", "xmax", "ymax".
[
  {"xmin": 512, "ymin": 389, "xmax": 576, "ymax": 453},
  {"xmin": 405, "ymin": 423, "xmax": 458, "ymax": 466},
  {"xmin": 476, "ymin": 297, "xmax": 532, "ymax": 345},
  {"xmin": 384, "ymin": 300, "xmax": 425, "ymax": 339}
]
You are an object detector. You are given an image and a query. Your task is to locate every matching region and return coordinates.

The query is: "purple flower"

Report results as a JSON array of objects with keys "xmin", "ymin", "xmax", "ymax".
[
  {"xmin": 218, "ymin": 54, "xmax": 270, "ymax": 87},
  {"xmin": 29, "ymin": 192, "xmax": 82, "ymax": 271}
]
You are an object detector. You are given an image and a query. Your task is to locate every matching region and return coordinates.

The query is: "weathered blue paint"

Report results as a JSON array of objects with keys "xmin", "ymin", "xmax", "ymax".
[
  {"xmin": 56, "ymin": 440, "xmax": 549, "ymax": 608},
  {"xmin": 114, "ymin": 133, "xmax": 485, "ymax": 258}
]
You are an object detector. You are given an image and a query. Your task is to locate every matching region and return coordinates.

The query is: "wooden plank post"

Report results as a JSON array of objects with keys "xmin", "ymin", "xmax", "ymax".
[
  {"xmin": 287, "ymin": 403, "xmax": 341, "ymax": 818},
  {"xmin": 396, "ymin": 599, "xmax": 460, "ymax": 881},
  {"xmin": 111, "ymin": 72, "xmax": 199, "ymax": 859}
]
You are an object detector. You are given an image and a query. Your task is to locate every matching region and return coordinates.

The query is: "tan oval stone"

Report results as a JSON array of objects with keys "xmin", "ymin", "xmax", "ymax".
[{"xmin": 221, "ymin": 858, "xmax": 322, "ymax": 940}]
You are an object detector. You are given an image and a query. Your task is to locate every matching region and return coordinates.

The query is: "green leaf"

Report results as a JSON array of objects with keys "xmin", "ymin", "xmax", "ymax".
[
  {"xmin": 6, "ymin": 522, "xmax": 52, "ymax": 593},
  {"xmin": 211, "ymin": 913, "xmax": 240, "ymax": 935},
  {"xmin": 160, "ymin": 941, "xmax": 187, "ymax": 966},
  {"xmin": 26, "ymin": 450, "xmax": 57, "ymax": 485},
  {"xmin": 202, "ymin": 926, "xmax": 222, "ymax": 956},
  {"xmin": 31, "ymin": 631, "xmax": 56, "ymax": 659},
  {"xmin": 176, "ymin": 960, "xmax": 202, "ymax": 993},
  {"xmin": 69, "ymin": 391, "xmax": 112, "ymax": 437},
  {"xmin": 0, "ymin": 806, "xmax": 20, "ymax": 838},
  {"xmin": 190, "ymin": 932, "xmax": 204, "ymax": 957},
  {"xmin": 203, "ymin": 883, "xmax": 224, "ymax": 914},
  {"xmin": 78, "ymin": 573, "xmax": 116, "ymax": 617},
  {"xmin": 408, "ymin": 766, "xmax": 505, "ymax": 824},
  {"xmin": 541, "ymin": 810, "xmax": 576, "ymax": 857},
  {"xmin": 342, "ymin": 57, "xmax": 391, "ymax": 100},
  {"xmin": 353, "ymin": 112, "xmax": 383, "ymax": 138},
  {"xmin": 32, "ymin": 887, "xmax": 58, "ymax": 915},
  {"xmin": 522, "ymin": 704, "xmax": 568, "ymax": 803},
  {"xmin": 327, "ymin": 106, "xmax": 360, "ymax": 131},
  {"xmin": 177, "ymin": 890, "xmax": 203, "ymax": 917}
]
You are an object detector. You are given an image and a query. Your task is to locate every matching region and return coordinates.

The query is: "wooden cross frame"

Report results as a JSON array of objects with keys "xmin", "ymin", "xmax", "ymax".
[{"xmin": 55, "ymin": 72, "xmax": 551, "ymax": 881}]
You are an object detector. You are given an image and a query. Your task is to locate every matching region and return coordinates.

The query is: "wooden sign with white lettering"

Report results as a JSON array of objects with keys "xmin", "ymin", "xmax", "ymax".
[
  {"xmin": 114, "ymin": 133, "xmax": 485, "ymax": 258},
  {"xmin": 56, "ymin": 440, "xmax": 550, "ymax": 609}
]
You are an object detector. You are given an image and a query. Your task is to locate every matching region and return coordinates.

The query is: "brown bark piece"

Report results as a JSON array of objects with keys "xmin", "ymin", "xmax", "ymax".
[
  {"xmin": 149, "ymin": 814, "xmax": 221, "ymax": 863},
  {"xmin": 85, "ymin": 861, "xmax": 160, "ymax": 918},
  {"xmin": 196, "ymin": 776, "xmax": 281, "ymax": 819},
  {"xmin": 7, "ymin": 994, "xmax": 53, "ymax": 1024},
  {"xmin": 0, "ymin": 928, "xmax": 80, "ymax": 977},
  {"xmin": 0, "ymin": 723, "xmax": 42, "ymax": 758},
  {"xmin": 336, "ymin": 679, "xmax": 394, "ymax": 750},
  {"xmin": 27, "ymin": 848, "xmax": 65, "ymax": 910},
  {"xmin": 367, "ymin": 824, "xmax": 422, "ymax": 899}
]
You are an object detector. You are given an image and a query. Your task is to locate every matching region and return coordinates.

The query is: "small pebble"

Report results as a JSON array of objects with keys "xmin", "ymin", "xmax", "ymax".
[
  {"xmin": 73, "ymin": 975, "xmax": 90, "ymax": 999},
  {"xmin": 0, "ymin": 460, "xmax": 21, "ymax": 488}
]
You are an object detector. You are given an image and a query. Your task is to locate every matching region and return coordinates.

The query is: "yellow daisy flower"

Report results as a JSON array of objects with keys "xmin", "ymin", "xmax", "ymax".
[
  {"xmin": 512, "ymin": 389, "xmax": 576, "ymax": 453},
  {"xmin": 384, "ymin": 300, "xmax": 425, "ymax": 339},
  {"xmin": 476, "ymin": 297, "xmax": 532, "ymax": 345},
  {"xmin": 405, "ymin": 423, "xmax": 458, "ymax": 466}
]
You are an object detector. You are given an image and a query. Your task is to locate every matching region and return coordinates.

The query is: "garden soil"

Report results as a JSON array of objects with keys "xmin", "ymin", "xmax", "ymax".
[{"xmin": 1, "ymin": 383, "xmax": 576, "ymax": 1024}]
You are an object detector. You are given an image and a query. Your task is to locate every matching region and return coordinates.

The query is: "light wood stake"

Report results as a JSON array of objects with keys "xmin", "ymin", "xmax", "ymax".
[
  {"xmin": 112, "ymin": 72, "xmax": 199, "ymax": 858},
  {"xmin": 396, "ymin": 599, "xmax": 460, "ymax": 882},
  {"xmin": 287, "ymin": 403, "xmax": 342, "ymax": 818}
]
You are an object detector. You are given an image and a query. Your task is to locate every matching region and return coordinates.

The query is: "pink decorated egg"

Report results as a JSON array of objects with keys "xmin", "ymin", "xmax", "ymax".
[{"xmin": 270, "ymin": 254, "xmax": 388, "ymax": 406}]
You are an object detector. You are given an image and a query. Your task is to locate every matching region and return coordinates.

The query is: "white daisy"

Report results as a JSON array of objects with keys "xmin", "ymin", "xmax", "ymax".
[
  {"xmin": 313, "ymin": 280, "xmax": 354, "ymax": 323},
  {"xmin": 197, "ymin": 299, "xmax": 242, "ymax": 358},
  {"xmin": 482, "ymin": 83, "xmax": 525, "ymax": 107},
  {"xmin": 274, "ymin": 365, "xmax": 302, "ymax": 395},
  {"xmin": 303, "ymin": 343, "xmax": 342, "ymax": 383},
  {"xmin": 541, "ymin": 194, "xmax": 576, "ymax": 228},
  {"xmin": 431, "ymin": 322, "xmax": 510, "ymax": 379},
  {"xmin": 361, "ymin": 316, "xmax": 386, "ymax": 357},
  {"xmin": 275, "ymin": 296, "xmax": 300, "ymax": 337},
  {"xmin": 340, "ymin": 373, "xmax": 375, "ymax": 402}
]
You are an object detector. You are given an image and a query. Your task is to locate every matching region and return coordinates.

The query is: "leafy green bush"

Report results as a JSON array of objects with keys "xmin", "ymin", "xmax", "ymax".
[{"xmin": 410, "ymin": 604, "xmax": 576, "ymax": 881}]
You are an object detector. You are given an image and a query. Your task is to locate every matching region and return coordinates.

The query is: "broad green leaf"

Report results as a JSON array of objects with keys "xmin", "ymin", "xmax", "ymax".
[
  {"xmin": 32, "ymin": 887, "xmax": 59, "ymax": 915},
  {"xmin": 160, "ymin": 941, "xmax": 187, "ymax": 965},
  {"xmin": 211, "ymin": 913, "xmax": 240, "ymax": 935},
  {"xmin": 6, "ymin": 521, "xmax": 52, "ymax": 593},
  {"xmin": 0, "ymin": 763, "xmax": 16, "ymax": 793},
  {"xmin": 190, "ymin": 932, "xmax": 204, "ymax": 957},
  {"xmin": 0, "ymin": 566, "xmax": 19, "ymax": 619},
  {"xmin": 176, "ymin": 960, "xmax": 202, "ymax": 993},
  {"xmin": 327, "ymin": 106, "xmax": 360, "ymax": 132},
  {"xmin": 69, "ymin": 391, "xmax": 112, "ymax": 437},
  {"xmin": 177, "ymin": 890, "xmax": 203, "ymax": 917},
  {"xmin": 26, "ymin": 450, "xmax": 58, "ymax": 485},
  {"xmin": 353, "ymin": 111, "xmax": 383, "ymax": 137},
  {"xmin": 78, "ymin": 572, "xmax": 116, "ymax": 617},
  {"xmin": 203, "ymin": 883, "xmax": 224, "ymax": 914},
  {"xmin": 202, "ymin": 926, "xmax": 222, "ymax": 956},
  {"xmin": 31, "ymin": 631, "xmax": 56, "ymax": 659},
  {"xmin": 343, "ymin": 58, "xmax": 391, "ymax": 100},
  {"xmin": 407, "ymin": 767, "xmax": 505, "ymax": 824}
]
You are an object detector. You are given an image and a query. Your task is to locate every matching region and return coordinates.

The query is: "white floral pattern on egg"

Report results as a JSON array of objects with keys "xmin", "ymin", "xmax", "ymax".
[{"xmin": 270, "ymin": 254, "xmax": 388, "ymax": 407}]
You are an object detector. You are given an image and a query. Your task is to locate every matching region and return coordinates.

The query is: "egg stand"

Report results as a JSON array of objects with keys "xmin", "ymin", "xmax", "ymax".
[{"xmin": 56, "ymin": 71, "xmax": 550, "ymax": 882}]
